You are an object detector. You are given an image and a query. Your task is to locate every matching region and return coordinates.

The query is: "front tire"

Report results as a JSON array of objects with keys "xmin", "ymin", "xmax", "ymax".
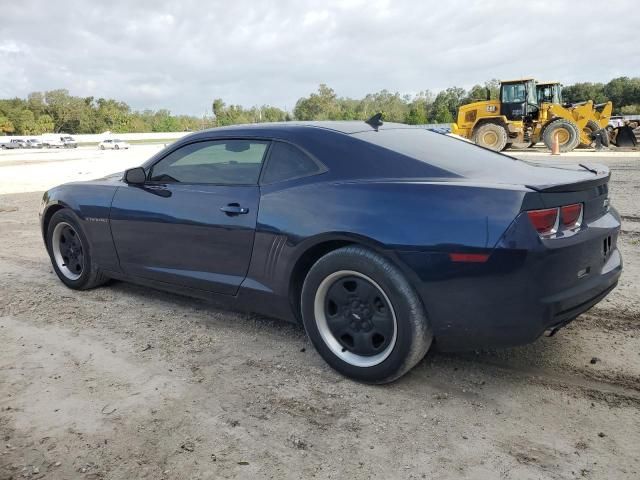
[
  {"xmin": 46, "ymin": 209, "xmax": 108, "ymax": 290},
  {"xmin": 114, "ymin": 144, "xmax": 119, "ymax": 150},
  {"xmin": 543, "ymin": 118, "xmax": 580, "ymax": 152},
  {"xmin": 301, "ymin": 246, "xmax": 432, "ymax": 383},
  {"xmin": 579, "ymin": 120, "xmax": 600, "ymax": 148}
]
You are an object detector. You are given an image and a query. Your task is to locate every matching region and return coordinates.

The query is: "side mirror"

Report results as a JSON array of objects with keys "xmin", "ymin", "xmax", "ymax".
[
  {"xmin": 124, "ymin": 167, "xmax": 146, "ymax": 185},
  {"xmin": 486, "ymin": 87, "xmax": 491, "ymax": 101}
]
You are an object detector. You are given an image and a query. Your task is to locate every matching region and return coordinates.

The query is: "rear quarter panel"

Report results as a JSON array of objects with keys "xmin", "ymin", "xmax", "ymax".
[{"xmin": 247, "ymin": 179, "xmax": 527, "ymax": 305}]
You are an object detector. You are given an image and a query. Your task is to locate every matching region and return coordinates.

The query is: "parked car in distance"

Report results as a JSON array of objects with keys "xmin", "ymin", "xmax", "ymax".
[
  {"xmin": 41, "ymin": 136, "xmax": 66, "ymax": 148},
  {"xmin": 5, "ymin": 139, "xmax": 29, "ymax": 149},
  {"xmin": 40, "ymin": 120, "xmax": 622, "ymax": 383},
  {"xmin": 608, "ymin": 116, "xmax": 625, "ymax": 128},
  {"xmin": 99, "ymin": 139, "xmax": 130, "ymax": 150},
  {"xmin": 26, "ymin": 138, "xmax": 44, "ymax": 148},
  {"xmin": 61, "ymin": 136, "xmax": 78, "ymax": 148}
]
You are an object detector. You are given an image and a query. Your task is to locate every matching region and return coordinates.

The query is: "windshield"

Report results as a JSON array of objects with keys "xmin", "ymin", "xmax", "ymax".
[
  {"xmin": 537, "ymin": 84, "xmax": 562, "ymax": 104},
  {"xmin": 501, "ymin": 83, "xmax": 526, "ymax": 103},
  {"xmin": 502, "ymin": 82, "xmax": 536, "ymax": 105}
]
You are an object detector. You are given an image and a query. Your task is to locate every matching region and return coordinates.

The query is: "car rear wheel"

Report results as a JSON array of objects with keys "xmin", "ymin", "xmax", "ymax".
[
  {"xmin": 472, "ymin": 122, "xmax": 508, "ymax": 151},
  {"xmin": 46, "ymin": 209, "xmax": 108, "ymax": 290},
  {"xmin": 100, "ymin": 145, "xmax": 105, "ymax": 150},
  {"xmin": 114, "ymin": 144, "xmax": 120, "ymax": 150},
  {"xmin": 301, "ymin": 246, "xmax": 432, "ymax": 383}
]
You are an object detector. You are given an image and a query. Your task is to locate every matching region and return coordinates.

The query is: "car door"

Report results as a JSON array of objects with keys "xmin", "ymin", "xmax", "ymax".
[{"xmin": 109, "ymin": 138, "xmax": 270, "ymax": 295}]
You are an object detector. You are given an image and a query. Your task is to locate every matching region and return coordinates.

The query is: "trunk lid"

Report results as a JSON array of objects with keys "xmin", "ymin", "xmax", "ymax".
[{"xmin": 522, "ymin": 162, "xmax": 610, "ymax": 193}]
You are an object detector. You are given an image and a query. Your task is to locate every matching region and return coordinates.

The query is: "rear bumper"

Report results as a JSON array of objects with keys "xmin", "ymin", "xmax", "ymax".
[
  {"xmin": 542, "ymin": 248, "xmax": 621, "ymax": 328},
  {"xmin": 397, "ymin": 210, "xmax": 622, "ymax": 352}
]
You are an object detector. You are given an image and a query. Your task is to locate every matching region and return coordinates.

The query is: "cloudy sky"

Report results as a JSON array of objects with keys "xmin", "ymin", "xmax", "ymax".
[{"xmin": 1, "ymin": 0, "xmax": 638, "ymax": 115}]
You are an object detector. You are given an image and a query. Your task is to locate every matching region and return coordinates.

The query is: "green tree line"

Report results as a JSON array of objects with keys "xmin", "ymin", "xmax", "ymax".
[
  {"xmin": 2, "ymin": 77, "xmax": 639, "ymax": 135},
  {"xmin": 0, "ymin": 89, "xmax": 213, "ymax": 136}
]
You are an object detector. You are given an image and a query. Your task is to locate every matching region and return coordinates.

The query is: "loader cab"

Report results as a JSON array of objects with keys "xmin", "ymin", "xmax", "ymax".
[
  {"xmin": 500, "ymin": 79, "xmax": 538, "ymax": 121},
  {"xmin": 537, "ymin": 82, "xmax": 563, "ymax": 105}
]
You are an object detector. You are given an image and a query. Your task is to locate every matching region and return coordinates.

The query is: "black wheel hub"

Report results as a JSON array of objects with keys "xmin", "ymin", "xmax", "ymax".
[
  {"xmin": 323, "ymin": 275, "xmax": 394, "ymax": 356},
  {"xmin": 59, "ymin": 226, "xmax": 84, "ymax": 275}
]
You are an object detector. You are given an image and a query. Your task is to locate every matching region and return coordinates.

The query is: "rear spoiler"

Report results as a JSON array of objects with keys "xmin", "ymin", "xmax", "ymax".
[{"xmin": 525, "ymin": 164, "xmax": 610, "ymax": 193}]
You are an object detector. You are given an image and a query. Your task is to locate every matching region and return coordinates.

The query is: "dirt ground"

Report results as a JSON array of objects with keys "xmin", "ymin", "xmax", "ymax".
[{"xmin": 1, "ymin": 145, "xmax": 639, "ymax": 479}]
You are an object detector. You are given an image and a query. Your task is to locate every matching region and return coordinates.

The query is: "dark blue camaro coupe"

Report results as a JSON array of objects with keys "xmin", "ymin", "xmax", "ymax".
[{"xmin": 40, "ymin": 120, "xmax": 622, "ymax": 383}]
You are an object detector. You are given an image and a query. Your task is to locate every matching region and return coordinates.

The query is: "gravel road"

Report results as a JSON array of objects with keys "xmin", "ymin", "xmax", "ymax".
[{"xmin": 1, "ymin": 146, "xmax": 639, "ymax": 479}]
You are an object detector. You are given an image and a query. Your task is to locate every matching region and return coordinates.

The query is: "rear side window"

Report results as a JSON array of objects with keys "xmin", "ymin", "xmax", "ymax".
[{"xmin": 262, "ymin": 141, "xmax": 323, "ymax": 184}]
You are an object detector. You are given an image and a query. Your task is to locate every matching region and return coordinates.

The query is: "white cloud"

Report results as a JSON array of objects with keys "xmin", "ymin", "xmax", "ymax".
[{"xmin": 0, "ymin": 0, "xmax": 638, "ymax": 115}]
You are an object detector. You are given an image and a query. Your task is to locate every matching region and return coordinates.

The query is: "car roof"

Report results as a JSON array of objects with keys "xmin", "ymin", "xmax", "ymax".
[{"xmin": 197, "ymin": 120, "xmax": 413, "ymax": 136}]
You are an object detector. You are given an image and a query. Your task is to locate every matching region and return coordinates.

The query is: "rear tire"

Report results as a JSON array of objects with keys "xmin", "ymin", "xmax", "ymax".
[
  {"xmin": 114, "ymin": 144, "xmax": 120, "ymax": 150},
  {"xmin": 46, "ymin": 209, "xmax": 109, "ymax": 290},
  {"xmin": 472, "ymin": 123, "xmax": 508, "ymax": 151},
  {"xmin": 543, "ymin": 118, "xmax": 580, "ymax": 152},
  {"xmin": 301, "ymin": 246, "xmax": 432, "ymax": 384}
]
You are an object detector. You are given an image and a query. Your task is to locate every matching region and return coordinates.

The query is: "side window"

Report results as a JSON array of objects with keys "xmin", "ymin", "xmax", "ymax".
[
  {"xmin": 150, "ymin": 140, "xmax": 269, "ymax": 185},
  {"xmin": 261, "ymin": 141, "xmax": 323, "ymax": 184}
]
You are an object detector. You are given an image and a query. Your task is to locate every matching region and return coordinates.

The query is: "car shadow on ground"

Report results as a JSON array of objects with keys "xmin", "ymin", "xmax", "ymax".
[{"xmin": 105, "ymin": 277, "xmax": 573, "ymax": 387}]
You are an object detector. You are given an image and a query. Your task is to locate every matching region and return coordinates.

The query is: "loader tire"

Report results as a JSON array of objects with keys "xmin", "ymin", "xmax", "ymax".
[
  {"xmin": 472, "ymin": 123, "xmax": 508, "ymax": 152},
  {"xmin": 578, "ymin": 120, "xmax": 600, "ymax": 148},
  {"xmin": 543, "ymin": 119, "xmax": 580, "ymax": 153}
]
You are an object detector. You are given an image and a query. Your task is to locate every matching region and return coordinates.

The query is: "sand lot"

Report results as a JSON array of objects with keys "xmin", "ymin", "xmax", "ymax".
[{"xmin": 0, "ymin": 145, "xmax": 639, "ymax": 479}]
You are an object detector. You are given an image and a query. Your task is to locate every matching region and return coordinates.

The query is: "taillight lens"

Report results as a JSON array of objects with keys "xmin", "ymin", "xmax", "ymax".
[
  {"xmin": 527, "ymin": 203, "xmax": 583, "ymax": 237},
  {"xmin": 527, "ymin": 208, "xmax": 558, "ymax": 236},
  {"xmin": 560, "ymin": 203, "xmax": 582, "ymax": 229}
]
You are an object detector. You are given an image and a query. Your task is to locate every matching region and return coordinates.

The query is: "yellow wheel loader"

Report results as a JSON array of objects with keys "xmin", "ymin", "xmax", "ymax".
[
  {"xmin": 451, "ymin": 79, "xmax": 609, "ymax": 152},
  {"xmin": 536, "ymin": 81, "xmax": 613, "ymax": 147}
]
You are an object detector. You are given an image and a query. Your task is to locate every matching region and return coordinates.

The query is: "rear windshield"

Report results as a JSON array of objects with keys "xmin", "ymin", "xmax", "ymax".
[{"xmin": 351, "ymin": 128, "xmax": 527, "ymax": 178}]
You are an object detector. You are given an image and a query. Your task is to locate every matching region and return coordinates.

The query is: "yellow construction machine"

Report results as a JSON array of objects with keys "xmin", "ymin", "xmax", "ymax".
[
  {"xmin": 451, "ymin": 78, "xmax": 612, "ymax": 152},
  {"xmin": 536, "ymin": 81, "xmax": 613, "ymax": 147}
]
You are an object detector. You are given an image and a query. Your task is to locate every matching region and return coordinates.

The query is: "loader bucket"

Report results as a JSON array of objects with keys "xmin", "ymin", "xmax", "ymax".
[{"xmin": 612, "ymin": 126, "xmax": 638, "ymax": 148}]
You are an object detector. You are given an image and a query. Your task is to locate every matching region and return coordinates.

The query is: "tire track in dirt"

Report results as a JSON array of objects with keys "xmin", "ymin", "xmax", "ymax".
[
  {"xmin": 578, "ymin": 310, "xmax": 640, "ymax": 332},
  {"xmin": 441, "ymin": 355, "xmax": 640, "ymax": 408}
]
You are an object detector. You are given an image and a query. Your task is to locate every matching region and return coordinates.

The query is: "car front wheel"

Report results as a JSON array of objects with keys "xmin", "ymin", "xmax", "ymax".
[
  {"xmin": 46, "ymin": 209, "xmax": 108, "ymax": 290},
  {"xmin": 301, "ymin": 246, "xmax": 432, "ymax": 383}
]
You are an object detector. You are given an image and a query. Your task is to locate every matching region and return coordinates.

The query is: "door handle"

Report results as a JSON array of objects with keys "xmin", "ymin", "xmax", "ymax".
[{"xmin": 220, "ymin": 203, "xmax": 249, "ymax": 215}]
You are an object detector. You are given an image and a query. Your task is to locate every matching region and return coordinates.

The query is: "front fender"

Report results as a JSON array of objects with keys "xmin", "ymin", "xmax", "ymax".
[{"xmin": 40, "ymin": 183, "xmax": 121, "ymax": 271}]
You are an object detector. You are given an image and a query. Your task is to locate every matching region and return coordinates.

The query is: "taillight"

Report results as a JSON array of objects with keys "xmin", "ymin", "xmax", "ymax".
[
  {"xmin": 560, "ymin": 203, "xmax": 582, "ymax": 229},
  {"xmin": 527, "ymin": 203, "xmax": 583, "ymax": 238},
  {"xmin": 527, "ymin": 208, "xmax": 558, "ymax": 236}
]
